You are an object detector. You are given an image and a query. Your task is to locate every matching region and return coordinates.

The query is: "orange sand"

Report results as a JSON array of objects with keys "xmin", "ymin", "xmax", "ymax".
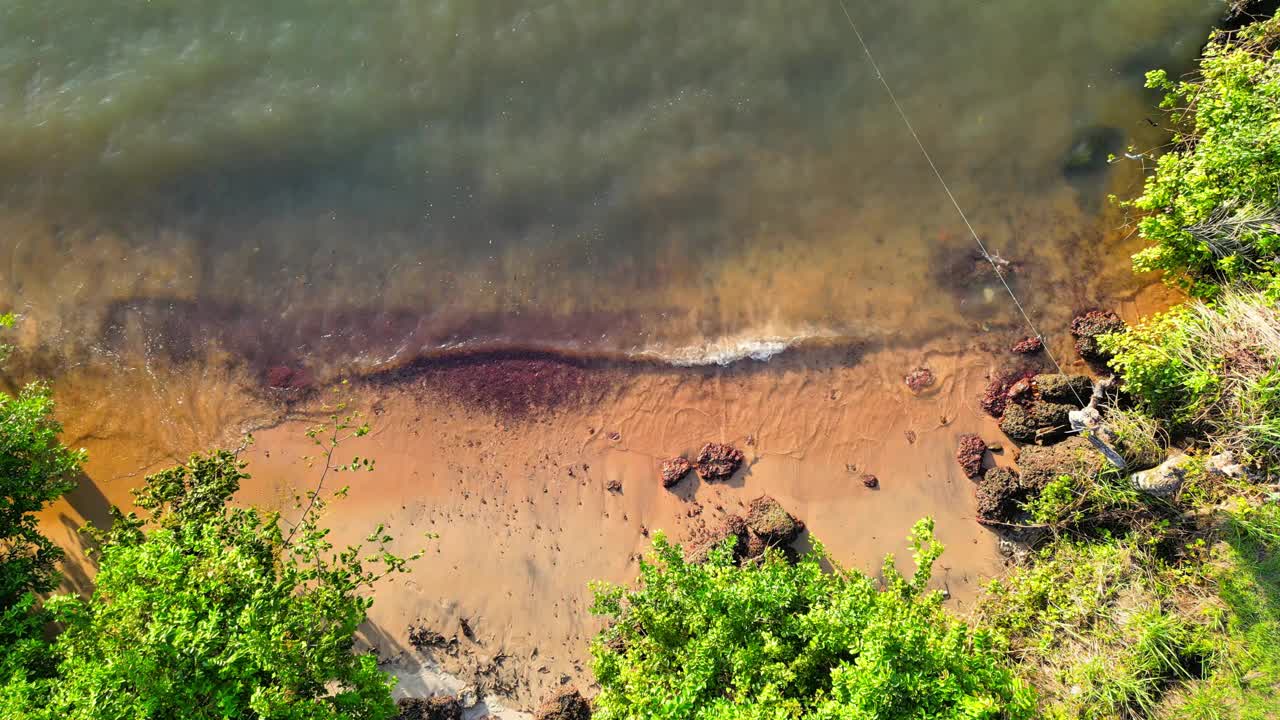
[{"xmin": 36, "ymin": 327, "xmax": 1165, "ymax": 707}]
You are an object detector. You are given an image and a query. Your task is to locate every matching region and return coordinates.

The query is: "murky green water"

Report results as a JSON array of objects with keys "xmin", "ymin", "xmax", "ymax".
[{"xmin": 0, "ymin": 1, "xmax": 1223, "ymax": 372}]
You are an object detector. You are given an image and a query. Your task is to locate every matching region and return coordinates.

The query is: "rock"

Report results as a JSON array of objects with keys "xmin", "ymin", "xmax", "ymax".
[
  {"xmin": 1012, "ymin": 336, "xmax": 1043, "ymax": 354},
  {"xmin": 976, "ymin": 467, "xmax": 1036, "ymax": 525},
  {"xmin": 905, "ymin": 367, "xmax": 935, "ymax": 394},
  {"xmin": 685, "ymin": 515, "xmax": 748, "ymax": 564},
  {"xmin": 534, "ymin": 687, "xmax": 592, "ymax": 720},
  {"xmin": 1018, "ymin": 436, "xmax": 1108, "ymax": 487},
  {"xmin": 1034, "ymin": 374, "xmax": 1093, "ymax": 406},
  {"xmin": 955, "ymin": 434, "xmax": 988, "ymax": 479},
  {"xmin": 1130, "ymin": 453, "xmax": 1191, "ymax": 497},
  {"xmin": 395, "ymin": 696, "xmax": 462, "ymax": 720},
  {"xmin": 1070, "ymin": 310, "xmax": 1125, "ymax": 361},
  {"xmin": 1006, "ymin": 377, "xmax": 1035, "ymax": 405},
  {"xmin": 1206, "ymin": 451, "xmax": 1251, "ymax": 480},
  {"xmin": 695, "ymin": 443, "xmax": 744, "ymax": 482},
  {"xmin": 745, "ymin": 496, "xmax": 803, "ymax": 545},
  {"xmin": 981, "ymin": 368, "xmax": 1038, "ymax": 418},
  {"xmin": 999, "ymin": 400, "xmax": 1075, "ymax": 444},
  {"xmin": 659, "ymin": 456, "xmax": 692, "ymax": 488},
  {"xmin": 605, "ymin": 478, "xmax": 623, "ymax": 493},
  {"xmin": 861, "ymin": 473, "xmax": 879, "ymax": 489}
]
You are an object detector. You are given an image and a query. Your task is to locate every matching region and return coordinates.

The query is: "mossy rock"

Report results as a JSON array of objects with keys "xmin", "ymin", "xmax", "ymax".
[
  {"xmin": 976, "ymin": 467, "xmax": 1036, "ymax": 525},
  {"xmin": 685, "ymin": 515, "xmax": 748, "ymax": 564},
  {"xmin": 745, "ymin": 495, "xmax": 803, "ymax": 545},
  {"xmin": 1033, "ymin": 374, "xmax": 1093, "ymax": 406},
  {"xmin": 1018, "ymin": 436, "xmax": 1108, "ymax": 487},
  {"xmin": 999, "ymin": 401, "xmax": 1075, "ymax": 443}
]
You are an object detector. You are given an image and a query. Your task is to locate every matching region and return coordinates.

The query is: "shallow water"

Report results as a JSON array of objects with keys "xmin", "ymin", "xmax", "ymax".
[{"xmin": 1, "ymin": 0, "xmax": 1221, "ymax": 375}]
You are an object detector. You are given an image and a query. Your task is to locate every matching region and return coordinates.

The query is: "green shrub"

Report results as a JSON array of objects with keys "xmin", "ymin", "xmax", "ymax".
[
  {"xmin": 1128, "ymin": 14, "xmax": 1280, "ymax": 295},
  {"xmin": 0, "ymin": 312, "xmax": 14, "ymax": 362},
  {"xmin": 589, "ymin": 519, "xmax": 1035, "ymax": 720},
  {"xmin": 1100, "ymin": 306, "xmax": 1204, "ymax": 419},
  {"xmin": 0, "ymin": 381, "xmax": 83, "ymax": 609},
  {"xmin": 1, "ymin": 337, "xmax": 84, "ymax": 713},
  {"xmin": 26, "ymin": 448, "xmax": 412, "ymax": 720}
]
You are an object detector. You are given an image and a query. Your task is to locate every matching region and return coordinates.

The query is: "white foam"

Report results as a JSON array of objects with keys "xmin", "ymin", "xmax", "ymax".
[{"xmin": 635, "ymin": 332, "xmax": 837, "ymax": 367}]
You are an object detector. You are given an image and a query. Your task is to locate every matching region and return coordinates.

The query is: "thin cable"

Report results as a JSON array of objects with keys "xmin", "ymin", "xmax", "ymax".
[{"xmin": 838, "ymin": 0, "xmax": 1088, "ymax": 408}]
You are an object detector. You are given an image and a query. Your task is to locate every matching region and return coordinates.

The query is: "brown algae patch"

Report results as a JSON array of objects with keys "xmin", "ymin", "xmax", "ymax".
[{"xmin": 369, "ymin": 350, "xmax": 609, "ymax": 419}]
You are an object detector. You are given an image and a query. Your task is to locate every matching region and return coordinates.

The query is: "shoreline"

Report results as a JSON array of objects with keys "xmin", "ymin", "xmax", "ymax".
[
  {"xmin": 38, "ymin": 334, "xmax": 1030, "ymax": 706},
  {"xmin": 24, "ymin": 251, "xmax": 1182, "ymax": 713}
]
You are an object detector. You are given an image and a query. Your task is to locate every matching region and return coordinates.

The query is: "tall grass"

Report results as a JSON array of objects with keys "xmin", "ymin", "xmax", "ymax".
[
  {"xmin": 1105, "ymin": 287, "xmax": 1280, "ymax": 463},
  {"xmin": 1177, "ymin": 289, "xmax": 1280, "ymax": 459}
]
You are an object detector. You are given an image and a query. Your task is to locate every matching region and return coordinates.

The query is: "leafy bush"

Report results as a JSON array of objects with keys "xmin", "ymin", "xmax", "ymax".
[
  {"xmin": 1128, "ymin": 14, "xmax": 1280, "ymax": 296},
  {"xmin": 1100, "ymin": 306, "xmax": 1203, "ymax": 419},
  {"xmin": 0, "ymin": 380, "xmax": 83, "ymax": 606},
  {"xmin": 25, "ymin": 448, "xmax": 413, "ymax": 720},
  {"xmin": 1, "ymin": 313, "xmax": 84, "ymax": 712},
  {"xmin": 589, "ymin": 519, "xmax": 1035, "ymax": 720}
]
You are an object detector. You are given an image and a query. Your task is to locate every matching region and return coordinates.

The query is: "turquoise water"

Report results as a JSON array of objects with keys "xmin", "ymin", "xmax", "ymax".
[{"xmin": 0, "ymin": 1, "xmax": 1225, "ymax": 372}]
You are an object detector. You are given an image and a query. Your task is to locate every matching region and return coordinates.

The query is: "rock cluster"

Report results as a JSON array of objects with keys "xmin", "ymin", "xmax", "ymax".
[
  {"xmin": 992, "ymin": 374, "xmax": 1092, "ymax": 444},
  {"xmin": 904, "ymin": 367, "xmax": 935, "ymax": 393},
  {"xmin": 981, "ymin": 368, "xmax": 1036, "ymax": 418},
  {"xmin": 686, "ymin": 496, "xmax": 803, "ymax": 564}
]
